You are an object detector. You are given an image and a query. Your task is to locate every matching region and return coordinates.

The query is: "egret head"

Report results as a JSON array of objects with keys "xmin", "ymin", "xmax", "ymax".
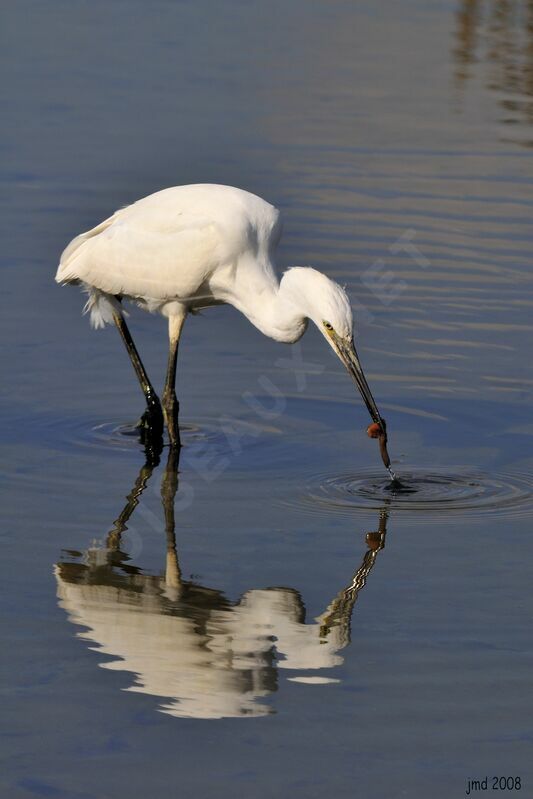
[
  {"xmin": 282, "ymin": 267, "xmax": 390, "ymax": 464},
  {"xmin": 282, "ymin": 267, "xmax": 353, "ymax": 336}
]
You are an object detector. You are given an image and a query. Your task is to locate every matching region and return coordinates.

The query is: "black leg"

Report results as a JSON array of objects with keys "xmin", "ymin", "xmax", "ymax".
[
  {"xmin": 162, "ymin": 313, "xmax": 186, "ymax": 449},
  {"xmin": 112, "ymin": 310, "xmax": 164, "ymax": 441}
]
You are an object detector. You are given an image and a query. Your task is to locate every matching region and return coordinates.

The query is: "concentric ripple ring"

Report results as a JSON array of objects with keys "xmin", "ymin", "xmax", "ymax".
[{"xmin": 299, "ymin": 467, "xmax": 533, "ymax": 522}]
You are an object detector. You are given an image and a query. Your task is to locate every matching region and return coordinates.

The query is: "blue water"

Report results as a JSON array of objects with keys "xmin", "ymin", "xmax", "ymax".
[{"xmin": 1, "ymin": 1, "xmax": 533, "ymax": 797}]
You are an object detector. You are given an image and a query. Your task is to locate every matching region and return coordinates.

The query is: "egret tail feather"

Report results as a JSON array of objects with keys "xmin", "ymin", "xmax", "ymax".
[{"xmin": 82, "ymin": 287, "xmax": 123, "ymax": 330}]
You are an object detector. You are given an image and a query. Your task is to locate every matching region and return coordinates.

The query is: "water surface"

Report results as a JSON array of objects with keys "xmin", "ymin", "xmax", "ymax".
[{"xmin": 1, "ymin": 1, "xmax": 533, "ymax": 797}]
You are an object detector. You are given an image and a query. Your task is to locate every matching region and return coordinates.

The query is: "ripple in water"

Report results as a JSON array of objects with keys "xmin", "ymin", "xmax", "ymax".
[
  {"xmin": 21, "ymin": 412, "xmax": 278, "ymax": 457},
  {"xmin": 89, "ymin": 420, "xmax": 215, "ymax": 452},
  {"xmin": 3, "ymin": 409, "xmax": 239, "ymax": 462},
  {"xmin": 88, "ymin": 417, "xmax": 277, "ymax": 454},
  {"xmin": 299, "ymin": 468, "xmax": 533, "ymax": 521}
]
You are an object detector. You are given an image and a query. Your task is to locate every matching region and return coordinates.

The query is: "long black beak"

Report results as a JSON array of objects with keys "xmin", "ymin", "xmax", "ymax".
[
  {"xmin": 336, "ymin": 337, "xmax": 383, "ymax": 425},
  {"xmin": 335, "ymin": 336, "xmax": 396, "ymax": 477}
]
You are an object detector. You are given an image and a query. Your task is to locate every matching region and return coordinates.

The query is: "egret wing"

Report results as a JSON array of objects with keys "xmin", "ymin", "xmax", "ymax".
[{"xmin": 57, "ymin": 211, "xmax": 224, "ymax": 301}]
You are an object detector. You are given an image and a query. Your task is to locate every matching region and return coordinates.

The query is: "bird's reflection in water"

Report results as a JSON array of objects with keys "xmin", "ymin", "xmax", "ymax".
[{"xmin": 55, "ymin": 451, "xmax": 388, "ymax": 719}]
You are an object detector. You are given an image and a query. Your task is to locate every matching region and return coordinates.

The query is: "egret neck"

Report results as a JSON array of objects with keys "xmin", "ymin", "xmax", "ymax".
[{"xmin": 226, "ymin": 265, "xmax": 394, "ymax": 476}]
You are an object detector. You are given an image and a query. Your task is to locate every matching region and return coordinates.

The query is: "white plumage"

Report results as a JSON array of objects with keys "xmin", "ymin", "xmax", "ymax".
[
  {"xmin": 56, "ymin": 183, "xmax": 393, "ymax": 473},
  {"xmin": 56, "ymin": 183, "xmax": 350, "ymax": 341}
]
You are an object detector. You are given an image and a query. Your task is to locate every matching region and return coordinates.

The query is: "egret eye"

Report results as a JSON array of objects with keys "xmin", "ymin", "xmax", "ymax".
[{"xmin": 323, "ymin": 321, "xmax": 334, "ymax": 332}]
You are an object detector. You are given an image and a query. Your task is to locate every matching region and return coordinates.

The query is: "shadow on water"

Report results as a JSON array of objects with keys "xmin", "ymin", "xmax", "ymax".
[{"xmin": 55, "ymin": 449, "xmax": 389, "ymax": 720}]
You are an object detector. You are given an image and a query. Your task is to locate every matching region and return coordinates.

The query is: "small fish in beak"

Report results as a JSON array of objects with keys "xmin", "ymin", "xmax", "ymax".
[{"xmin": 333, "ymin": 334, "xmax": 399, "ymax": 482}]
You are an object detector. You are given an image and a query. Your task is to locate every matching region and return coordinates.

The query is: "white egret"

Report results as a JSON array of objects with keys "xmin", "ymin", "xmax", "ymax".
[{"xmin": 56, "ymin": 183, "xmax": 393, "ymax": 474}]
